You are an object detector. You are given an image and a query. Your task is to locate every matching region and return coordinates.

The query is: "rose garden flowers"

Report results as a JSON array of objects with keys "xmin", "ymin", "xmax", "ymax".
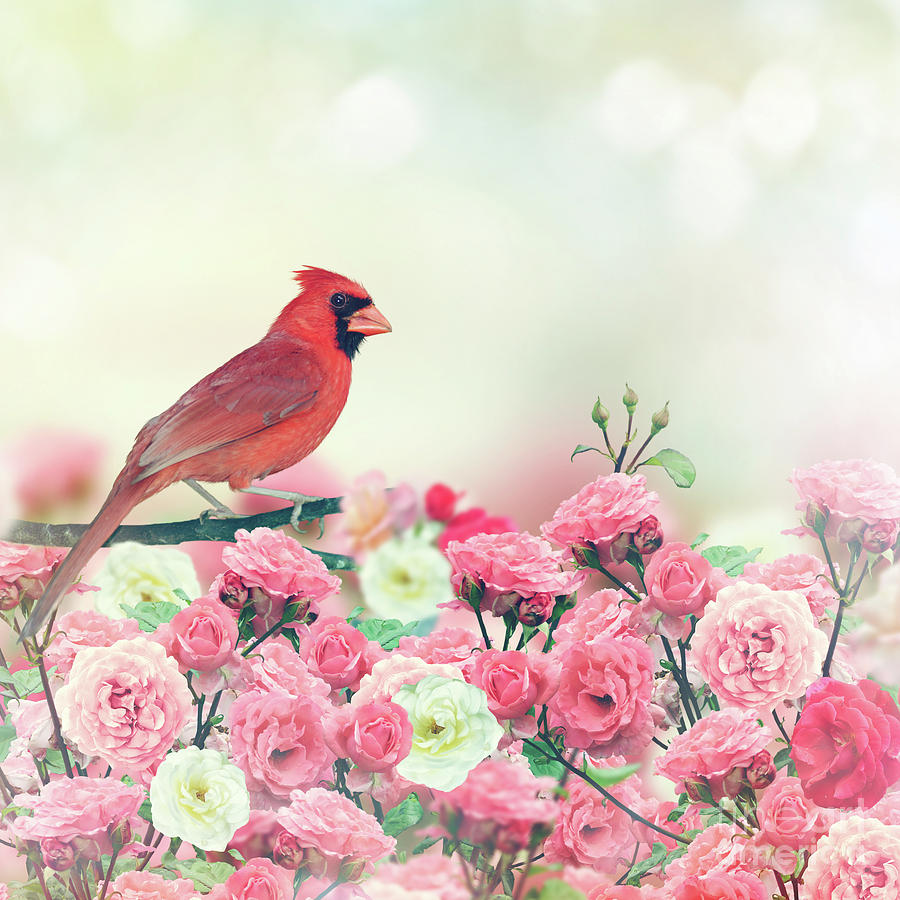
[{"xmin": 1, "ymin": 390, "xmax": 899, "ymax": 898}]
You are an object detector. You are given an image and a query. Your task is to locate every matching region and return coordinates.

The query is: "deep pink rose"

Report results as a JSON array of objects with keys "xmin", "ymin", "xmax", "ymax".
[
  {"xmin": 541, "ymin": 473, "xmax": 660, "ymax": 564},
  {"xmin": 425, "ymin": 483, "xmax": 461, "ymax": 522},
  {"xmin": 691, "ymin": 582, "xmax": 827, "ymax": 709},
  {"xmin": 40, "ymin": 837, "xmax": 75, "ymax": 871},
  {"xmin": 755, "ymin": 774, "xmax": 828, "ymax": 852},
  {"xmin": 229, "ymin": 688, "xmax": 335, "ymax": 800},
  {"xmin": 106, "ymin": 871, "xmax": 199, "ymax": 899},
  {"xmin": 554, "ymin": 589, "xmax": 651, "ymax": 647},
  {"xmin": 431, "ymin": 757, "xmax": 558, "ymax": 853},
  {"xmin": 10, "ymin": 776, "xmax": 143, "ymax": 855},
  {"xmin": 791, "ymin": 677, "xmax": 900, "ymax": 808},
  {"xmin": 469, "ymin": 649, "xmax": 559, "ymax": 720},
  {"xmin": 55, "ymin": 637, "xmax": 192, "ymax": 777},
  {"xmin": 298, "ymin": 615, "xmax": 383, "ymax": 691},
  {"xmin": 643, "ymin": 542, "xmax": 725, "ymax": 618},
  {"xmin": 548, "ymin": 635, "xmax": 654, "ymax": 756},
  {"xmin": 241, "ymin": 637, "xmax": 331, "ymax": 700},
  {"xmin": 741, "ymin": 553, "xmax": 837, "ymax": 619},
  {"xmin": 444, "ymin": 531, "xmax": 585, "ymax": 615},
  {"xmin": 325, "ymin": 700, "xmax": 412, "ymax": 772},
  {"xmin": 227, "ymin": 809, "xmax": 280, "ymax": 861},
  {"xmin": 672, "ymin": 871, "xmax": 767, "ymax": 900},
  {"xmin": 154, "ymin": 597, "xmax": 238, "ymax": 674},
  {"xmin": 275, "ymin": 787, "xmax": 396, "ymax": 880},
  {"xmin": 207, "ymin": 858, "xmax": 293, "ymax": 900},
  {"xmin": 799, "ymin": 815, "xmax": 900, "ymax": 899},
  {"xmin": 44, "ymin": 610, "xmax": 141, "ymax": 677},
  {"xmin": 791, "ymin": 458, "xmax": 900, "ymax": 544},
  {"xmin": 437, "ymin": 506, "xmax": 519, "ymax": 552},
  {"xmin": 656, "ymin": 708, "xmax": 773, "ymax": 801}
]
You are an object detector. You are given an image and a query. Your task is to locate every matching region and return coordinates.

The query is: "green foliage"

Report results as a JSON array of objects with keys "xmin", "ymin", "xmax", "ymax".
[
  {"xmin": 825, "ymin": 607, "xmax": 863, "ymax": 634},
  {"xmin": 522, "ymin": 738, "xmax": 565, "ymax": 780},
  {"xmin": 701, "ymin": 544, "xmax": 762, "ymax": 576},
  {"xmin": 382, "ymin": 793, "xmax": 424, "ymax": 836},
  {"xmin": 0, "ymin": 722, "xmax": 16, "ymax": 763},
  {"xmin": 536, "ymin": 879, "xmax": 587, "ymax": 900},
  {"xmin": 412, "ymin": 835, "xmax": 440, "ymax": 855},
  {"xmin": 583, "ymin": 761, "xmax": 641, "ymax": 787},
  {"xmin": 172, "ymin": 588, "xmax": 192, "ymax": 605},
  {"xmin": 170, "ymin": 857, "xmax": 233, "ymax": 889},
  {"xmin": 625, "ymin": 841, "xmax": 669, "ymax": 885},
  {"xmin": 690, "ymin": 532, "xmax": 710, "ymax": 549},
  {"xmin": 774, "ymin": 746, "xmax": 798, "ymax": 777},
  {"xmin": 570, "ymin": 444, "xmax": 604, "ymax": 462},
  {"xmin": 0, "ymin": 664, "xmax": 47, "ymax": 698},
  {"xmin": 120, "ymin": 600, "xmax": 182, "ymax": 632},
  {"xmin": 355, "ymin": 617, "xmax": 422, "ymax": 650},
  {"xmin": 638, "ymin": 448, "xmax": 696, "ymax": 488}
]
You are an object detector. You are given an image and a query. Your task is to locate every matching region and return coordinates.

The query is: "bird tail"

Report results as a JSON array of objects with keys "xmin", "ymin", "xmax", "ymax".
[{"xmin": 18, "ymin": 484, "xmax": 142, "ymax": 642}]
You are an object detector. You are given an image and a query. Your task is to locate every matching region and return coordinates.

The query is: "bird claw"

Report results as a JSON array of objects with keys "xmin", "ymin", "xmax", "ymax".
[
  {"xmin": 238, "ymin": 488, "xmax": 326, "ymax": 538},
  {"xmin": 199, "ymin": 506, "xmax": 239, "ymax": 523}
]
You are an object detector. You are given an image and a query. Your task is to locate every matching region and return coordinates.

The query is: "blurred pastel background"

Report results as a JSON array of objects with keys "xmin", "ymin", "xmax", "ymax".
[{"xmin": 3, "ymin": 0, "xmax": 900, "ymax": 553}]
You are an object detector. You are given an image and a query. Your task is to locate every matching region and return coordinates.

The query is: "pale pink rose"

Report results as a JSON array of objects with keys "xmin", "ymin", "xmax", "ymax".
[
  {"xmin": 665, "ymin": 823, "xmax": 756, "ymax": 888},
  {"xmin": 295, "ymin": 882, "xmax": 369, "ymax": 900},
  {"xmin": 226, "ymin": 809, "xmax": 281, "ymax": 861},
  {"xmin": 554, "ymin": 589, "xmax": 651, "ymax": 649},
  {"xmin": 325, "ymin": 700, "xmax": 412, "ymax": 772},
  {"xmin": 800, "ymin": 816, "xmax": 900, "ymax": 899},
  {"xmin": 275, "ymin": 787, "xmax": 396, "ymax": 880},
  {"xmin": 741, "ymin": 553, "xmax": 837, "ymax": 619},
  {"xmin": 207, "ymin": 858, "xmax": 293, "ymax": 900},
  {"xmin": 297, "ymin": 615, "xmax": 384, "ymax": 691},
  {"xmin": 871, "ymin": 788, "xmax": 900, "ymax": 826},
  {"xmin": 548, "ymin": 635, "xmax": 655, "ymax": 756},
  {"xmin": 397, "ymin": 627, "xmax": 482, "ymax": 672},
  {"xmin": 791, "ymin": 458, "xmax": 900, "ymax": 544},
  {"xmin": 104, "ymin": 870, "xmax": 199, "ymax": 899},
  {"xmin": 345, "ymin": 766, "xmax": 417, "ymax": 811},
  {"xmin": 754, "ymin": 774, "xmax": 829, "ymax": 853},
  {"xmin": 353, "ymin": 656, "xmax": 464, "ymax": 707},
  {"xmin": 9, "ymin": 699, "xmax": 54, "ymax": 754},
  {"xmin": 541, "ymin": 473, "xmax": 661, "ymax": 564},
  {"xmin": 340, "ymin": 470, "xmax": 418, "ymax": 557},
  {"xmin": 56, "ymin": 637, "xmax": 192, "ymax": 777},
  {"xmin": 367, "ymin": 853, "xmax": 470, "ymax": 900},
  {"xmin": 44, "ymin": 610, "xmax": 142, "ymax": 677},
  {"xmin": 643, "ymin": 542, "xmax": 726, "ymax": 619},
  {"xmin": 656, "ymin": 708, "xmax": 773, "ymax": 800},
  {"xmin": 430, "ymin": 757, "xmax": 558, "ymax": 853},
  {"xmin": 444, "ymin": 531, "xmax": 585, "ymax": 615},
  {"xmin": 1, "ymin": 741, "xmax": 41, "ymax": 793},
  {"xmin": 229, "ymin": 688, "xmax": 335, "ymax": 800},
  {"xmin": 154, "ymin": 597, "xmax": 239, "ymax": 674},
  {"xmin": 691, "ymin": 582, "xmax": 827, "ymax": 709},
  {"xmin": 672, "ymin": 871, "xmax": 768, "ymax": 900},
  {"xmin": 468, "ymin": 649, "xmax": 559, "ymax": 720},
  {"xmin": 0, "ymin": 541, "xmax": 75, "ymax": 608},
  {"xmin": 241, "ymin": 637, "xmax": 331, "ymax": 700},
  {"xmin": 10, "ymin": 775, "xmax": 143, "ymax": 856}
]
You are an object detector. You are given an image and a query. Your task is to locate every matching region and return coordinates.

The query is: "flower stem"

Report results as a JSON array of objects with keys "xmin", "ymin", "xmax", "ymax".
[
  {"xmin": 33, "ymin": 644, "xmax": 74, "ymax": 778},
  {"xmin": 595, "ymin": 566, "xmax": 642, "ymax": 603},
  {"xmin": 473, "ymin": 605, "xmax": 492, "ymax": 650}
]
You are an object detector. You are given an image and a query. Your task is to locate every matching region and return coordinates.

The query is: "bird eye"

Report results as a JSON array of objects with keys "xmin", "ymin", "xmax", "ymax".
[{"xmin": 330, "ymin": 292, "xmax": 348, "ymax": 310}]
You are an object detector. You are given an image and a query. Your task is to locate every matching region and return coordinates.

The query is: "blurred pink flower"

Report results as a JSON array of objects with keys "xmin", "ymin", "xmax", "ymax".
[
  {"xmin": 207, "ymin": 858, "xmax": 293, "ymax": 900},
  {"xmin": 226, "ymin": 809, "xmax": 280, "ymax": 862},
  {"xmin": 56, "ymin": 637, "xmax": 192, "ymax": 778},
  {"xmin": 541, "ymin": 473, "xmax": 660, "ymax": 564},
  {"xmin": 588, "ymin": 886, "xmax": 665, "ymax": 900},
  {"xmin": 692, "ymin": 582, "xmax": 826, "ymax": 709},
  {"xmin": 44, "ymin": 609, "xmax": 142, "ymax": 677},
  {"xmin": 436, "ymin": 506, "xmax": 518, "ymax": 551},
  {"xmin": 741, "ymin": 553, "xmax": 836, "ymax": 619},
  {"xmin": 424, "ymin": 483, "xmax": 461, "ymax": 522},
  {"xmin": 105, "ymin": 870, "xmax": 199, "ymax": 899},
  {"xmin": 340, "ymin": 470, "xmax": 417, "ymax": 557},
  {"xmin": 325, "ymin": 700, "xmax": 412, "ymax": 772},
  {"xmin": 275, "ymin": 786, "xmax": 395, "ymax": 880}
]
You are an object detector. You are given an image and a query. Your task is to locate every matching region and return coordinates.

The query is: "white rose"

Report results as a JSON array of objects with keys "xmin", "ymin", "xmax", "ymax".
[
  {"xmin": 392, "ymin": 674, "xmax": 503, "ymax": 791},
  {"xmin": 359, "ymin": 534, "xmax": 452, "ymax": 622},
  {"xmin": 94, "ymin": 542, "xmax": 199, "ymax": 618},
  {"xmin": 149, "ymin": 746, "xmax": 249, "ymax": 851}
]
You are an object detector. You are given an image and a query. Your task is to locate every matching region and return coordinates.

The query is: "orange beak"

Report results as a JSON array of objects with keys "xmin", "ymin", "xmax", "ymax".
[{"xmin": 346, "ymin": 303, "xmax": 392, "ymax": 336}]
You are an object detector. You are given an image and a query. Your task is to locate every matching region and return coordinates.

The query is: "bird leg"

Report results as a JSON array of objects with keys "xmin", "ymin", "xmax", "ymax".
[
  {"xmin": 239, "ymin": 487, "xmax": 326, "ymax": 537},
  {"xmin": 184, "ymin": 479, "xmax": 239, "ymax": 519}
]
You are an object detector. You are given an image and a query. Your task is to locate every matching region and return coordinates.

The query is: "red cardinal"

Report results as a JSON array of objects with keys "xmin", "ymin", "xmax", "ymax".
[{"xmin": 20, "ymin": 267, "xmax": 391, "ymax": 640}]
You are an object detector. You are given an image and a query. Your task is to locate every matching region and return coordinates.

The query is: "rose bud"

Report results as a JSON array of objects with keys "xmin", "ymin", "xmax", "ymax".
[
  {"xmin": 623, "ymin": 383, "xmax": 639, "ymax": 414},
  {"xmin": 745, "ymin": 750, "xmax": 776, "ymax": 790},
  {"xmin": 863, "ymin": 521, "xmax": 899, "ymax": 554},
  {"xmin": 721, "ymin": 766, "xmax": 746, "ymax": 799},
  {"xmin": 609, "ymin": 531, "xmax": 632, "ymax": 563},
  {"xmin": 570, "ymin": 543, "xmax": 598, "ymax": 568},
  {"xmin": 0, "ymin": 581, "xmax": 20, "ymax": 611},
  {"xmin": 684, "ymin": 778, "xmax": 710, "ymax": 803},
  {"xmin": 517, "ymin": 594, "xmax": 555, "ymax": 626},
  {"xmin": 804, "ymin": 501, "xmax": 829, "ymax": 533},
  {"xmin": 40, "ymin": 838, "xmax": 74, "ymax": 871},
  {"xmin": 458, "ymin": 574, "xmax": 483, "ymax": 605},
  {"xmin": 339, "ymin": 858, "xmax": 368, "ymax": 884},
  {"xmin": 650, "ymin": 402, "xmax": 670, "ymax": 436},
  {"xmin": 592, "ymin": 398, "xmax": 610, "ymax": 430},
  {"xmin": 633, "ymin": 515, "xmax": 664, "ymax": 555},
  {"xmin": 219, "ymin": 570, "xmax": 249, "ymax": 610},
  {"xmin": 836, "ymin": 517, "xmax": 866, "ymax": 546},
  {"xmin": 272, "ymin": 830, "xmax": 306, "ymax": 870}
]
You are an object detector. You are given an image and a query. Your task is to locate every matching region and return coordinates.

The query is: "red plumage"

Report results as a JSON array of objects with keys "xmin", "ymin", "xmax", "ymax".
[{"xmin": 20, "ymin": 267, "xmax": 391, "ymax": 640}]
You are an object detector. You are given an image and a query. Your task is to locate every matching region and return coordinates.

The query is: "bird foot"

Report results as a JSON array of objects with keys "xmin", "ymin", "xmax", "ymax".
[
  {"xmin": 239, "ymin": 488, "xmax": 326, "ymax": 538},
  {"xmin": 198, "ymin": 505, "xmax": 241, "ymax": 523}
]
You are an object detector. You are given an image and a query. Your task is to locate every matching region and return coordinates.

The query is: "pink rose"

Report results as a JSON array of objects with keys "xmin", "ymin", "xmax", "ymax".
[
  {"xmin": 354, "ymin": 656, "xmax": 464, "ymax": 707},
  {"xmin": 754, "ymin": 774, "xmax": 828, "ymax": 854},
  {"xmin": 10, "ymin": 698, "xmax": 54, "ymax": 754},
  {"xmin": 790, "ymin": 677, "xmax": 900, "ymax": 808},
  {"xmin": 229, "ymin": 688, "xmax": 335, "ymax": 799},
  {"xmin": 656, "ymin": 708, "xmax": 773, "ymax": 801},
  {"xmin": 275, "ymin": 787, "xmax": 396, "ymax": 880},
  {"xmin": 241, "ymin": 637, "xmax": 331, "ymax": 700},
  {"xmin": 105, "ymin": 870, "xmax": 199, "ymax": 899},
  {"xmin": 10, "ymin": 775, "xmax": 143, "ymax": 855},
  {"xmin": 226, "ymin": 809, "xmax": 281, "ymax": 861},
  {"xmin": 430, "ymin": 757, "xmax": 558, "ymax": 853},
  {"xmin": 672, "ymin": 871, "xmax": 767, "ymax": 900},
  {"xmin": 207, "ymin": 858, "xmax": 293, "ymax": 900},
  {"xmin": 589, "ymin": 887, "xmax": 665, "ymax": 900},
  {"xmin": 691, "ymin": 582, "xmax": 827, "ymax": 709},
  {"xmin": 643, "ymin": 542, "xmax": 725, "ymax": 619},
  {"xmin": 469, "ymin": 649, "xmax": 559, "ymax": 720},
  {"xmin": 799, "ymin": 816, "xmax": 900, "ymax": 899},
  {"xmin": 791, "ymin": 458, "xmax": 900, "ymax": 544},
  {"xmin": 154, "ymin": 597, "xmax": 239, "ymax": 674},
  {"xmin": 554, "ymin": 589, "xmax": 650, "ymax": 648},
  {"xmin": 0, "ymin": 541, "xmax": 67, "ymax": 607},
  {"xmin": 44, "ymin": 610, "xmax": 141, "ymax": 677},
  {"xmin": 548, "ymin": 635, "xmax": 655, "ymax": 756},
  {"xmin": 56, "ymin": 637, "xmax": 192, "ymax": 777},
  {"xmin": 325, "ymin": 700, "xmax": 412, "ymax": 772},
  {"xmin": 741, "ymin": 553, "xmax": 837, "ymax": 619},
  {"xmin": 436, "ymin": 507, "xmax": 518, "ymax": 552},
  {"xmin": 298, "ymin": 615, "xmax": 384, "ymax": 691},
  {"xmin": 365, "ymin": 854, "xmax": 470, "ymax": 900},
  {"xmin": 445, "ymin": 531, "xmax": 585, "ymax": 616},
  {"xmin": 665, "ymin": 823, "xmax": 756, "ymax": 888},
  {"xmin": 541, "ymin": 473, "xmax": 660, "ymax": 564},
  {"xmin": 397, "ymin": 627, "xmax": 482, "ymax": 672}
]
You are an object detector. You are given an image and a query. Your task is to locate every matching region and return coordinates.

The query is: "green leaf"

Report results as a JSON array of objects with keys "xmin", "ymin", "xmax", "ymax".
[
  {"xmin": 382, "ymin": 794, "xmax": 423, "ymax": 837},
  {"xmin": 570, "ymin": 444, "xmax": 602, "ymax": 462},
  {"xmin": 584, "ymin": 761, "xmax": 641, "ymax": 787},
  {"xmin": 626, "ymin": 841, "xmax": 669, "ymax": 885},
  {"xmin": 774, "ymin": 746, "xmax": 798, "ymax": 777},
  {"xmin": 137, "ymin": 797, "xmax": 153, "ymax": 822},
  {"xmin": 170, "ymin": 857, "xmax": 232, "ymax": 889},
  {"xmin": 825, "ymin": 607, "xmax": 864, "ymax": 635},
  {"xmin": 690, "ymin": 532, "xmax": 710, "ymax": 550},
  {"xmin": 537, "ymin": 879, "xmax": 587, "ymax": 900},
  {"xmin": 171, "ymin": 588, "xmax": 192, "ymax": 605},
  {"xmin": 701, "ymin": 544, "xmax": 762, "ymax": 576},
  {"xmin": 522, "ymin": 738, "xmax": 565, "ymax": 780},
  {"xmin": 120, "ymin": 600, "xmax": 182, "ymax": 633},
  {"xmin": 0, "ymin": 665, "xmax": 46, "ymax": 698},
  {"xmin": 0, "ymin": 723, "xmax": 16, "ymax": 763},
  {"xmin": 294, "ymin": 869, "xmax": 308, "ymax": 893},
  {"xmin": 412, "ymin": 835, "xmax": 440, "ymax": 855},
  {"xmin": 43, "ymin": 750, "xmax": 67, "ymax": 774},
  {"xmin": 355, "ymin": 618, "xmax": 422, "ymax": 650},
  {"xmin": 639, "ymin": 448, "xmax": 696, "ymax": 488},
  {"xmin": 346, "ymin": 605, "xmax": 365, "ymax": 621}
]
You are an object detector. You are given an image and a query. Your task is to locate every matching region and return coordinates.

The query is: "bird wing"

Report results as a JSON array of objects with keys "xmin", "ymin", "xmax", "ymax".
[{"xmin": 132, "ymin": 337, "xmax": 323, "ymax": 482}]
